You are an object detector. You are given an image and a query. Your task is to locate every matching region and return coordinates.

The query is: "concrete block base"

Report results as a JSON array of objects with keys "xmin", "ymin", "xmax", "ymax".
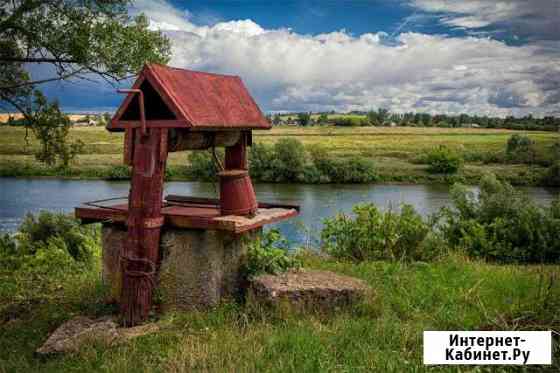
[{"xmin": 101, "ymin": 224, "xmax": 261, "ymax": 312}]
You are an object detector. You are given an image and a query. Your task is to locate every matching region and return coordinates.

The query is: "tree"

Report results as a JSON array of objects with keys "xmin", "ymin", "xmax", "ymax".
[
  {"xmin": 297, "ymin": 112, "xmax": 311, "ymax": 126},
  {"xmin": 377, "ymin": 108, "xmax": 389, "ymax": 125},
  {"xmin": 318, "ymin": 113, "xmax": 328, "ymax": 124},
  {"xmin": 0, "ymin": 1, "xmax": 171, "ymax": 167},
  {"xmin": 30, "ymin": 91, "xmax": 84, "ymax": 167}
]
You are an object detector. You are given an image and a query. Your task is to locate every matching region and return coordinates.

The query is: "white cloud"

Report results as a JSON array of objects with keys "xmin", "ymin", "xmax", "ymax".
[
  {"xmin": 134, "ymin": 1, "xmax": 560, "ymax": 117},
  {"xmin": 410, "ymin": 0, "xmax": 559, "ymax": 40}
]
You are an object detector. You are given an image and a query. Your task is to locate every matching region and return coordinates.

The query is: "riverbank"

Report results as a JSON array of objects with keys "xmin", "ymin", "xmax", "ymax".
[
  {"xmin": 1, "ymin": 249, "xmax": 558, "ymax": 371},
  {"xmin": 2, "ymin": 178, "xmax": 559, "ymax": 371},
  {"xmin": 1, "ymin": 126, "xmax": 558, "ymax": 186}
]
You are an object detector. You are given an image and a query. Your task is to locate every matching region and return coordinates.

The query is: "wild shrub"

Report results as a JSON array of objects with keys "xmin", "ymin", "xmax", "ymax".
[
  {"xmin": 106, "ymin": 164, "xmax": 130, "ymax": 180},
  {"xmin": 271, "ymin": 138, "xmax": 306, "ymax": 181},
  {"xmin": 310, "ymin": 146, "xmax": 377, "ymax": 183},
  {"xmin": 249, "ymin": 143, "xmax": 276, "ymax": 181},
  {"xmin": 506, "ymin": 134, "xmax": 535, "ymax": 163},
  {"xmin": 334, "ymin": 157, "xmax": 377, "ymax": 183},
  {"xmin": 188, "ymin": 150, "xmax": 220, "ymax": 181},
  {"xmin": 321, "ymin": 203, "xmax": 440, "ymax": 262},
  {"xmin": 422, "ymin": 146, "xmax": 463, "ymax": 174},
  {"xmin": 244, "ymin": 229, "xmax": 301, "ymax": 278},
  {"xmin": 17, "ymin": 211, "xmax": 98, "ymax": 265},
  {"xmin": 440, "ymin": 174, "xmax": 560, "ymax": 263},
  {"xmin": 0, "ymin": 213, "xmax": 101, "ymax": 316},
  {"xmin": 309, "ymin": 146, "xmax": 339, "ymax": 182},
  {"xmin": 543, "ymin": 161, "xmax": 560, "ymax": 186},
  {"xmin": 332, "ymin": 117, "xmax": 369, "ymax": 127},
  {"xmin": 297, "ymin": 112, "xmax": 311, "ymax": 126},
  {"xmin": 551, "ymin": 140, "xmax": 560, "ymax": 161}
]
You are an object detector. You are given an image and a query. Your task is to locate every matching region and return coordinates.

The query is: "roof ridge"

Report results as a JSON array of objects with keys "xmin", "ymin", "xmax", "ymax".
[{"xmin": 147, "ymin": 63, "xmax": 240, "ymax": 79}]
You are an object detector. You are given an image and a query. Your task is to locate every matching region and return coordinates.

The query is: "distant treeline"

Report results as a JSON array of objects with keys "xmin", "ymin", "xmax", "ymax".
[{"xmin": 270, "ymin": 110, "xmax": 560, "ymax": 131}]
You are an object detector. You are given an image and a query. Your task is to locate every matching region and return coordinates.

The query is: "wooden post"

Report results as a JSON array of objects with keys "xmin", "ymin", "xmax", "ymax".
[
  {"xmin": 224, "ymin": 131, "xmax": 248, "ymax": 170},
  {"xmin": 120, "ymin": 128, "xmax": 168, "ymax": 326}
]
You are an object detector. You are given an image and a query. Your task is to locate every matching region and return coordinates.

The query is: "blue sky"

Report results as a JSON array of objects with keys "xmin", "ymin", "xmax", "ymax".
[{"xmin": 35, "ymin": 0, "xmax": 560, "ymax": 116}]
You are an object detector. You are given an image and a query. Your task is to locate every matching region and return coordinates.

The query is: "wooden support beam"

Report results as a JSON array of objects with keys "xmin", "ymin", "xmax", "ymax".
[{"xmin": 120, "ymin": 128, "xmax": 168, "ymax": 326}]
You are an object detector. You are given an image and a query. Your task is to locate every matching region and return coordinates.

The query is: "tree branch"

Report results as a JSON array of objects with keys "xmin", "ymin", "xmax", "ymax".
[
  {"xmin": 0, "ymin": 57, "xmax": 78, "ymax": 64},
  {"xmin": 0, "ymin": 92, "xmax": 32, "ymax": 122},
  {"xmin": 0, "ymin": 68, "xmax": 86, "ymax": 90}
]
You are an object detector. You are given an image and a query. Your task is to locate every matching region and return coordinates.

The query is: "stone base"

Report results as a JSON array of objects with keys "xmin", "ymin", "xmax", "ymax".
[
  {"xmin": 101, "ymin": 224, "xmax": 260, "ymax": 312},
  {"xmin": 36, "ymin": 316, "xmax": 159, "ymax": 355},
  {"xmin": 249, "ymin": 269, "xmax": 369, "ymax": 312}
]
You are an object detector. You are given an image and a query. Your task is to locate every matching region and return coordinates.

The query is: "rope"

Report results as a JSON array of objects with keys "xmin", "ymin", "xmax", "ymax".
[{"xmin": 120, "ymin": 255, "xmax": 156, "ymax": 327}]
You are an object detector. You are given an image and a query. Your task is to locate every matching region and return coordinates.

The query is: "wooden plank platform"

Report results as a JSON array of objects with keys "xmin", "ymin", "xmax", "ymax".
[{"xmin": 75, "ymin": 195, "xmax": 299, "ymax": 233}]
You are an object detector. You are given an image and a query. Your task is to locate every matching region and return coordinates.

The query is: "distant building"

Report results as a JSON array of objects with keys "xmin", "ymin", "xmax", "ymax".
[{"xmin": 462, "ymin": 123, "xmax": 480, "ymax": 128}]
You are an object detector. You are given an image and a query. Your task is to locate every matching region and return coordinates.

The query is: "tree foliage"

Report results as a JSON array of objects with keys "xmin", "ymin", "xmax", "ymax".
[
  {"xmin": 422, "ymin": 146, "xmax": 463, "ymax": 174},
  {"xmin": 297, "ymin": 112, "xmax": 311, "ymax": 126},
  {"xmin": 440, "ymin": 174, "xmax": 560, "ymax": 263},
  {"xmin": 30, "ymin": 91, "xmax": 84, "ymax": 167},
  {"xmin": 244, "ymin": 229, "xmax": 301, "ymax": 278},
  {"xmin": 321, "ymin": 203, "xmax": 439, "ymax": 262},
  {"xmin": 0, "ymin": 0, "xmax": 171, "ymax": 166}
]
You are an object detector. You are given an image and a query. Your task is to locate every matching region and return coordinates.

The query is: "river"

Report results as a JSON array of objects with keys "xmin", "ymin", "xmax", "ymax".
[{"xmin": 1, "ymin": 178, "xmax": 558, "ymax": 245}]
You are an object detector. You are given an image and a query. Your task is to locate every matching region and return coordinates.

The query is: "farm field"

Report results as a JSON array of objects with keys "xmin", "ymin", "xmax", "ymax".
[{"xmin": 0, "ymin": 125, "xmax": 558, "ymax": 185}]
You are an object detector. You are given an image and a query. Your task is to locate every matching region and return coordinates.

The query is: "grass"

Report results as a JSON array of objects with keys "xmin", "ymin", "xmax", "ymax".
[
  {"xmin": 0, "ymin": 125, "xmax": 558, "ymax": 185},
  {"xmin": 1, "ymin": 250, "xmax": 558, "ymax": 372}
]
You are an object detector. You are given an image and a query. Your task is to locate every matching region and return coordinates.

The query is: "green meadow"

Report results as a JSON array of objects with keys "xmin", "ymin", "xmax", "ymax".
[
  {"xmin": 1, "ymin": 247, "xmax": 558, "ymax": 372},
  {"xmin": 1, "ymin": 125, "xmax": 558, "ymax": 185}
]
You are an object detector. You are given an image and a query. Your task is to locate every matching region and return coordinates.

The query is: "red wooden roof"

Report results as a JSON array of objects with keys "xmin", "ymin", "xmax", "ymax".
[{"xmin": 109, "ymin": 64, "xmax": 270, "ymax": 131}]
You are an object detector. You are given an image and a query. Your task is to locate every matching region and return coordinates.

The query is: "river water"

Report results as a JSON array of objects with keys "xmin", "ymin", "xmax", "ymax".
[{"xmin": 1, "ymin": 177, "xmax": 558, "ymax": 245}]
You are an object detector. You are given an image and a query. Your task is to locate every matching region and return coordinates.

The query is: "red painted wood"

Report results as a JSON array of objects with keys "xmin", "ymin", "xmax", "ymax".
[
  {"xmin": 224, "ymin": 132, "xmax": 248, "ymax": 170},
  {"xmin": 75, "ymin": 198, "xmax": 299, "ymax": 232},
  {"xmin": 108, "ymin": 64, "xmax": 270, "ymax": 131},
  {"xmin": 120, "ymin": 128, "xmax": 168, "ymax": 326},
  {"xmin": 218, "ymin": 170, "xmax": 258, "ymax": 216},
  {"xmin": 123, "ymin": 129, "xmax": 134, "ymax": 165},
  {"xmin": 111, "ymin": 120, "xmax": 190, "ymax": 130}
]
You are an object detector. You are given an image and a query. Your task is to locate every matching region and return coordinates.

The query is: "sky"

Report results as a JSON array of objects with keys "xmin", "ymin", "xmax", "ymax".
[{"xmin": 37, "ymin": 0, "xmax": 560, "ymax": 117}]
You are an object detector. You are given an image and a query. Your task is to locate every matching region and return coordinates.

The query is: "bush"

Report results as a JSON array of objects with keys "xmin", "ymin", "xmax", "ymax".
[
  {"xmin": 250, "ymin": 140, "xmax": 376, "ymax": 184},
  {"xmin": 332, "ymin": 117, "xmax": 369, "ymax": 127},
  {"xmin": 542, "ymin": 160, "xmax": 560, "ymax": 186},
  {"xmin": 297, "ymin": 112, "xmax": 311, "ymax": 126},
  {"xmin": 309, "ymin": 146, "xmax": 339, "ymax": 182},
  {"xmin": 321, "ymin": 203, "xmax": 439, "ymax": 262},
  {"xmin": 188, "ymin": 150, "xmax": 220, "ymax": 181},
  {"xmin": 271, "ymin": 138, "xmax": 306, "ymax": 181},
  {"xmin": 106, "ymin": 164, "xmax": 130, "ymax": 180},
  {"xmin": 422, "ymin": 146, "xmax": 463, "ymax": 174},
  {"xmin": 17, "ymin": 211, "xmax": 98, "ymax": 265},
  {"xmin": 310, "ymin": 146, "xmax": 377, "ymax": 183},
  {"xmin": 506, "ymin": 134, "xmax": 535, "ymax": 163},
  {"xmin": 249, "ymin": 143, "xmax": 276, "ymax": 181},
  {"xmin": 244, "ymin": 229, "xmax": 301, "ymax": 278},
  {"xmin": 334, "ymin": 157, "xmax": 377, "ymax": 183},
  {"xmin": 0, "ymin": 213, "xmax": 101, "ymax": 315},
  {"xmin": 440, "ymin": 174, "xmax": 560, "ymax": 263}
]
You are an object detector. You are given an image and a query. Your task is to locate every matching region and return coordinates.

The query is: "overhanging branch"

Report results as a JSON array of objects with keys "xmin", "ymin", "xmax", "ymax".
[
  {"xmin": 0, "ymin": 57, "xmax": 78, "ymax": 64},
  {"xmin": 0, "ymin": 68, "xmax": 86, "ymax": 90}
]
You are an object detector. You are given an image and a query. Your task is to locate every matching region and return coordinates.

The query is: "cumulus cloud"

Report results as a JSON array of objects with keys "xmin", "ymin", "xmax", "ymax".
[
  {"xmin": 131, "ymin": 0, "xmax": 560, "ymax": 117},
  {"xmin": 410, "ymin": 0, "xmax": 560, "ymax": 41}
]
